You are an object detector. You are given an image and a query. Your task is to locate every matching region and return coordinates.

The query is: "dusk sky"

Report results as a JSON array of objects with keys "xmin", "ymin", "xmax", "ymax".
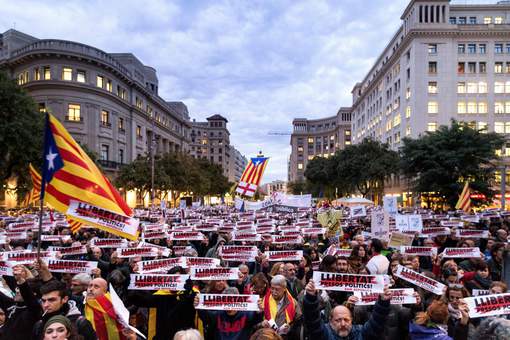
[{"xmin": 1, "ymin": 0, "xmax": 476, "ymax": 182}]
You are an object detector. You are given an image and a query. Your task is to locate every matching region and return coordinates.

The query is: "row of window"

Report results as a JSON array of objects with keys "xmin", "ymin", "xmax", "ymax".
[
  {"xmin": 449, "ymin": 16, "xmax": 504, "ymax": 25},
  {"xmin": 428, "ymin": 42, "xmax": 510, "ymax": 56}
]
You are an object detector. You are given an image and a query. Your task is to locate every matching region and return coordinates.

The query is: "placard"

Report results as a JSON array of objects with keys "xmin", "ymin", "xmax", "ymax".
[
  {"xmin": 264, "ymin": 250, "xmax": 303, "ymax": 262},
  {"xmin": 463, "ymin": 293, "xmax": 510, "ymax": 318},
  {"xmin": 116, "ymin": 247, "xmax": 159, "ymax": 258},
  {"xmin": 90, "ymin": 238, "xmax": 128, "ymax": 248},
  {"xmin": 383, "ymin": 196, "xmax": 398, "ymax": 215},
  {"xmin": 196, "ymin": 294, "xmax": 260, "ymax": 311},
  {"xmin": 441, "ymin": 247, "xmax": 481, "ymax": 258},
  {"xmin": 388, "ymin": 232, "xmax": 414, "ymax": 248},
  {"xmin": 48, "ymin": 245, "xmax": 87, "ymax": 256},
  {"xmin": 472, "ymin": 289, "xmax": 490, "ymax": 296},
  {"xmin": 4, "ymin": 251, "xmax": 53, "ymax": 265},
  {"xmin": 47, "ymin": 260, "xmax": 98, "ymax": 274},
  {"xmin": 231, "ymin": 232, "xmax": 261, "ymax": 242},
  {"xmin": 400, "ymin": 246, "xmax": 437, "ymax": 257},
  {"xmin": 184, "ymin": 257, "xmax": 221, "ymax": 268},
  {"xmin": 128, "ymin": 274, "xmax": 189, "ymax": 290},
  {"xmin": 138, "ymin": 241, "xmax": 171, "ymax": 257},
  {"xmin": 350, "ymin": 206, "xmax": 367, "ymax": 219},
  {"xmin": 455, "ymin": 230, "xmax": 489, "ymax": 238},
  {"xmin": 371, "ymin": 211, "xmax": 389, "ymax": 240},
  {"xmin": 138, "ymin": 257, "xmax": 186, "ymax": 273},
  {"xmin": 168, "ymin": 231, "xmax": 205, "ymax": 241},
  {"xmin": 353, "ymin": 288, "xmax": 416, "ymax": 305},
  {"xmin": 395, "ymin": 265, "xmax": 445, "ymax": 295},
  {"xmin": 190, "ymin": 267, "xmax": 240, "ymax": 280},
  {"xmin": 271, "ymin": 235, "xmax": 303, "ymax": 244},
  {"xmin": 301, "ymin": 228, "xmax": 326, "ymax": 236},
  {"xmin": 41, "ymin": 235, "xmax": 72, "ymax": 242},
  {"xmin": 0, "ymin": 261, "xmax": 13, "ymax": 276},
  {"xmin": 312, "ymin": 271, "xmax": 384, "ymax": 292},
  {"xmin": 419, "ymin": 227, "xmax": 450, "ymax": 238}
]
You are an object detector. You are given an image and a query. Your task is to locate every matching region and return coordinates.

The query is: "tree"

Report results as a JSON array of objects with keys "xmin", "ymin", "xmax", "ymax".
[
  {"xmin": 400, "ymin": 120, "xmax": 505, "ymax": 208},
  {"xmin": 332, "ymin": 138, "xmax": 400, "ymax": 199},
  {"xmin": 0, "ymin": 71, "xmax": 44, "ymax": 199},
  {"xmin": 304, "ymin": 157, "xmax": 332, "ymax": 198}
]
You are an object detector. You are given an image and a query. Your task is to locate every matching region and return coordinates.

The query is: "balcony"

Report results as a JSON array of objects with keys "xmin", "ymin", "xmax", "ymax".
[
  {"xmin": 100, "ymin": 121, "xmax": 112, "ymax": 128},
  {"xmin": 98, "ymin": 160, "xmax": 122, "ymax": 169}
]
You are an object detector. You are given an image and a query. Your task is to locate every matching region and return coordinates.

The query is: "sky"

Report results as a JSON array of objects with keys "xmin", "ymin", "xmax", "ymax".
[{"xmin": 1, "ymin": 0, "xmax": 421, "ymax": 182}]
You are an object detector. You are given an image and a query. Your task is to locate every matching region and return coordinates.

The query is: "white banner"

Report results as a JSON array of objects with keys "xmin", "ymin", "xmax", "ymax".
[
  {"xmin": 41, "ymin": 235, "xmax": 72, "ymax": 242},
  {"xmin": 455, "ymin": 230, "xmax": 489, "ymax": 238},
  {"xmin": 264, "ymin": 250, "xmax": 303, "ymax": 262},
  {"xmin": 4, "ymin": 251, "xmax": 53, "ymax": 265},
  {"xmin": 47, "ymin": 260, "xmax": 98, "ymax": 274},
  {"xmin": 371, "ymin": 211, "xmax": 389, "ymax": 240},
  {"xmin": 231, "ymin": 232, "xmax": 261, "ymax": 242},
  {"xmin": 419, "ymin": 227, "xmax": 450, "ymax": 238},
  {"xmin": 312, "ymin": 271, "xmax": 384, "ymax": 292},
  {"xmin": 472, "ymin": 289, "xmax": 491, "ymax": 296},
  {"xmin": 301, "ymin": 227, "xmax": 326, "ymax": 236},
  {"xmin": 184, "ymin": 257, "xmax": 221, "ymax": 268},
  {"xmin": 441, "ymin": 247, "xmax": 481, "ymax": 258},
  {"xmin": 116, "ymin": 247, "xmax": 159, "ymax": 258},
  {"xmin": 196, "ymin": 294, "xmax": 260, "ymax": 311},
  {"xmin": 138, "ymin": 242, "xmax": 171, "ymax": 257},
  {"xmin": 354, "ymin": 288, "xmax": 416, "ymax": 305},
  {"xmin": 66, "ymin": 200, "xmax": 139, "ymax": 240},
  {"xmin": 0, "ymin": 261, "xmax": 13, "ymax": 276},
  {"xmin": 350, "ymin": 206, "xmax": 367, "ymax": 219},
  {"xmin": 271, "ymin": 235, "xmax": 302, "ymax": 244},
  {"xmin": 90, "ymin": 238, "xmax": 128, "ymax": 248},
  {"xmin": 395, "ymin": 265, "xmax": 445, "ymax": 295},
  {"xmin": 128, "ymin": 274, "xmax": 189, "ymax": 290},
  {"xmin": 463, "ymin": 293, "xmax": 510, "ymax": 318},
  {"xmin": 383, "ymin": 196, "xmax": 398, "ymax": 215},
  {"xmin": 190, "ymin": 267, "xmax": 240, "ymax": 280},
  {"xmin": 169, "ymin": 231, "xmax": 205, "ymax": 241},
  {"xmin": 138, "ymin": 257, "xmax": 186, "ymax": 273},
  {"xmin": 400, "ymin": 246, "xmax": 437, "ymax": 257}
]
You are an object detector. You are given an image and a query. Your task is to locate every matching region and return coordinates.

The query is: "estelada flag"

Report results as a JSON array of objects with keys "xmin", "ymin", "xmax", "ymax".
[
  {"xmin": 455, "ymin": 182, "xmax": 471, "ymax": 212},
  {"xmin": 40, "ymin": 113, "xmax": 139, "ymax": 240},
  {"xmin": 85, "ymin": 292, "xmax": 126, "ymax": 340},
  {"xmin": 236, "ymin": 157, "xmax": 269, "ymax": 197}
]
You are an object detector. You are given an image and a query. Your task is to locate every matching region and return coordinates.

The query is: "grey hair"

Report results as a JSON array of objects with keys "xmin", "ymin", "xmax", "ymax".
[
  {"xmin": 474, "ymin": 317, "xmax": 510, "ymax": 340},
  {"xmin": 173, "ymin": 328, "xmax": 203, "ymax": 340},
  {"xmin": 271, "ymin": 274, "xmax": 287, "ymax": 287},
  {"xmin": 72, "ymin": 273, "xmax": 92, "ymax": 285},
  {"xmin": 223, "ymin": 287, "xmax": 239, "ymax": 295},
  {"xmin": 238, "ymin": 264, "xmax": 249, "ymax": 271}
]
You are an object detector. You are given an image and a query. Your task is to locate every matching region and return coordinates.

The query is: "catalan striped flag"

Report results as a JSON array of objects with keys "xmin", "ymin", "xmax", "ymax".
[
  {"xmin": 236, "ymin": 157, "xmax": 269, "ymax": 197},
  {"xmin": 68, "ymin": 217, "xmax": 83, "ymax": 234},
  {"xmin": 40, "ymin": 113, "xmax": 139, "ymax": 240},
  {"xmin": 85, "ymin": 293, "xmax": 126, "ymax": 340},
  {"xmin": 23, "ymin": 163, "xmax": 42, "ymax": 206},
  {"xmin": 455, "ymin": 182, "xmax": 471, "ymax": 212}
]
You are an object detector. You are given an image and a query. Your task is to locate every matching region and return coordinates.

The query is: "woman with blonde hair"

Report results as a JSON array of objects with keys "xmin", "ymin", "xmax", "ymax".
[{"xmin": 269, "ymin": 262, "xmax": 285, "ymax": 278}]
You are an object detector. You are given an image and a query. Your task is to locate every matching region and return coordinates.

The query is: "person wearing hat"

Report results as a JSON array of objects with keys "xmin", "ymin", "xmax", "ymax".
[{"xmin": 43, "ymin": 315, "xmax": 78, "ymax": 340}]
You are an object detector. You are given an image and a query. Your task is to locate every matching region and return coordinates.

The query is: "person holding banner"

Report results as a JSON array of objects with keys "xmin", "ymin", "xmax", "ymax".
[{"xmin": 303, "ymin": 279, "xmax": 392, "ymax": 340}]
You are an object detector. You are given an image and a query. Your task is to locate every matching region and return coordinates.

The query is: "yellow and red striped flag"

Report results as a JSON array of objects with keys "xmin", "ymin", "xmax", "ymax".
[
  {"xmin": 85, "ymin": 293, "xmax": 126, "ymax": 340},
  {"xmin": 40, "ymin": 113, "xmax": 139, "ymax": 240},
  {"xmin": 23, "ymin": 163, "xmax": 42, "ymax": 206},
  {"xmin": 68, "ymin": 217, "xmax": 83, "ymax": 234},
  {"xmin": 455, "ymin": 182, "xmax": 471, "ymax": 212},
  {"xmin": 236, "ymin": 156, "xmax": 269, "ymax": 197}
]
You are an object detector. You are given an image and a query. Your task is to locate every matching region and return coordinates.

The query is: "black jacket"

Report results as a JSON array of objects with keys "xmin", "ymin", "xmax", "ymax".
[
  {"xmin": 0, "ymin": 281, "xmax": 42, "ymax": 340},
  {"xmin": 353, "ymin": 304, "xmax": 416, "ymax": 340}
]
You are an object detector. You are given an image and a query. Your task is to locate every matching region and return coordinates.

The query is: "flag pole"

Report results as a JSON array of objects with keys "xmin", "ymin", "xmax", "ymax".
[
  {"xmin": 37, "ymin": 112, "xmax": 50, "ymax": 262},
  {"xmin": 36, "ymin": 195, "xmax": 44, "ymax": 261}
]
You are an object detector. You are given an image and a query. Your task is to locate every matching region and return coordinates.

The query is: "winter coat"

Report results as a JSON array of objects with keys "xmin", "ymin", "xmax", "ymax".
[
  {"xmin": 409, "ymin": 323, "xmax": 452, "ymax": 340},
  {"xmin": 303, "ymin": 293, "xmax": 390, "ymax": 340},
  {"xmin": 197, "ymin": 310, "xmax": 262, "ymax": 340},
  {"xmin": 32, "ymin": 300, "xmax": 96, "ymax": 340},
  {"xmin": 353, "ymin": 304, "xmax": 415, "ymax": 340},
  {"xmin": 0, "ymin": 281, "xmax": 42, "ymax": 340}
]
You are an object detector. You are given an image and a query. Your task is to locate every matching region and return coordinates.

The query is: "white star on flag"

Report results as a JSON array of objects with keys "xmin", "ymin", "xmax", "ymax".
[{"xmin": 46, "ymin": 147, "xmax": 58, "ymax": 170}]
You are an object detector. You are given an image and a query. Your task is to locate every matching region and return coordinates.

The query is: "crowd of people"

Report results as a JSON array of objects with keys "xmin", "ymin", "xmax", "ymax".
[{"xmin": 0, "ymin": 204, "xmax": 509, "ymax": 340}]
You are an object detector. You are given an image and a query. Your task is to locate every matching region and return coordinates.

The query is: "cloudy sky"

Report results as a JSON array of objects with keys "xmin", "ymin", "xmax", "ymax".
[{"xmin": 1, "ymin": 0, "xmax": 429, "ymax": 181}]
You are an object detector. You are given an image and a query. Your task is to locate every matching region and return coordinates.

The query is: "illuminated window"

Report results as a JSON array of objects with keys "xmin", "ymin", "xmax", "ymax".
[
  {"xmin": 298, "ymin": 146, "xmax": 303, "ymax": 152},
  {"xmin": 467, "ymin": 82, "xmax": 477, "ymax": 93},
  {"xmin": 478, "ymin": 102, "xmax": 488, "ymax": 114},
  {"xmin": 345, "ymin": 130, "xmax": 351, "ymax": 136},
  {"xmin": 77, "ymin": 70, "xmax": 86, "ymax": 83},
  {"xmin": 308, "ymin": 155, "xmax": 313, "ymax": 160},
  {"xmin": 495, "ymin": 62, "xmax": 504, "ymax": 73},
  {"xmin": 467, "ymin": 101, "xmax": 477, "ymax": 114},
  {"xmin": 393, "ymin": 114, "xmax": 401, "ymax": 127},
  {"xmin": 96, "ymin": 75, "xmax": 104, "ymax": 88},
  {"xmin": 297, "ymin": 163, "xmax": 303, "ymax": 170},
  {"xmin": 330, "ymin": 135, "xmax": 335, "ymax": 140},
  {"xmin": 136, "ymin": 125, "xmax": 142, "ymax": 137},
  {"xmin": 427, "ymin": 122, "xmax": 437, "ymax": 132},
  {"xmin": 406, "ymin": 88, "xmax": 411, "ymax": 99},
  {"xmin": 428, "ymin": 82, "xmax": 437, "ymax": 94},
  {"xmin": 308, "ymin": 137, "xmax": 314, "ymax": 143},
  {"xmin": 496, "ymin": 102, "xmax": 505, "ymax": 114},
  {"xmin": 67, "ymin": 104, "xmax": 81, "ymax": 121},
  {"xmin": 506, "ymin": 102, "xmax": 510, "ymax": 114},
  {"xmin": 495, "ymin": 16, "xmax": 503, "ymax": 24},
  {"xmin": 428, "ymin": 44, "xmax": 437, "ymax": 54},
  {"xmin": 136, "ymin": 97, "xmax": 143, "ymax": 109},
  {"xmin": 457, "ymin": 82, "xmax": 466, "ymax": 93},
  {"xmin": 34, "ymin": 67, "xmax": 40, "ymax": 81},
  {"xmin": 406, "ymin": 106, "xmax": 411, "ymax": 118},
  {"xmin": 484, "ymin": 17, "xmax": 492, "ymax": 24},
  {"xmin": 345, "ymin": 141, "xmax": 351, "ymax": 145},
  {"xmin": 478, "ymin": 81, "xmax": 487, "ymax": 93},
  {"xmin": 506, "ymin": 81, "xmax": 510, "ymax": 93},
  {"xmin": 457, "ymin": 102, "xmax": 466, "ymax": 114},
  {"xmin": 428, "ymin": 101, "xmax": 438, "ymax": 114},
  {"xmin": 61, "ymin": 67, "xmax": 72, "ymax": 81},
  {"xmin": 118, "ymin": 117, "xmax": 124, "ymax": 131},
  {"xmin": 496, "ymin": 82, "xmax": 505, "ymax": 93},
  {"xmin": 495, "ymin": 122, "xmax": 505, "ymax": 133},
  {"xmin": 43, "ymin": 66, "xmax": 51, "ymax": 80},
  {"xmin": 100, "ymin": 110, "xmax": 110, "ymax": 127},
  {"xmin": 478, "ymin": 122, "xmax": 487, "ymax": 132},
  {"xmin": 406, "ymin": 126, "xmax": 411, "ymax": 136},
  {"xmin": 106, "ymin": 79, "xmax": 112, "ymax": 92}
]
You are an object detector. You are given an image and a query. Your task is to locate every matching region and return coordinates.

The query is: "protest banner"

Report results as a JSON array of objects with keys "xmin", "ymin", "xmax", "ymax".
[
  {"xmin": 4, "ymin": 251, "xmax": 53, "ymax": 265},
  {"xmin": 472, "ymin": 289, "xmax": 491, "ymax": 296},
  {"xmin": 138, "ymin": 241, "xmax": 171, "ymax": 257},
  {"xmin": 325, "ymin": 246, "xmax": 353, "ymax": 258},
  {"xmin": 441, "ymin": 247, "xmax": 481, "ymax": 258},
  {"xmin": 48, "ymin": 245, "xmax": 87, "ymax": 256},
  {"xmin": 90, "ymin": 238, "xmax": 128, "ymax": 248},
  {"xmin": 301, "ymin": 227, "xmax": 326, "ymax": 236},
  {"xmin": 281, "ymin": 229, "xmax": 301, "ymax": 236},
  {"xmin": 455, "ymin": 230, "xmax": 489, "ymax": 238},
  {"xmin": 171, "ymin": 225, "xmax": 194, "ymax": 232},
  {"xmin": 271, "ymin": 235, "xmax": 303, "ymax": 244},
  {"xmin": 184, "ymin": 257, "xmax": 221, "ymax": 268},
  {"xmin": 172, "ymin": 246, "xmax": 188, "ymax": 256},
  {"xmin": 138, "ymin": 257, "xmax": 186, "ymax": 273},
  {"xmin": 395, "ymin": 265, "xmax": 445, "ymax": 295},
  {"xmin": 350, "ymin": 206, "xmax": 367, "ymax": 219},
  {"xmin": 168, "ymin": 231, "xmax": 205, "ymax": 241},
  {"xmin": 219, "ymin": 246, "xmax": 258, "ymax": 262},
  {"xmin": 264, "ymin": 250, "xmax": 303, "ymax": 262},
  {"xmin": 40, "ymin": 235, "xmax": 72, "ymax": 242},
  {"xmin": 440, "ymin": 221, "xmax": 463, "ymax": 228},
  {"xmin": 143, "ymin": 223, "xmax": 165, "ymax": 232},
  {"xmin": 128, "ymin": 274, "xmax": 189, "ymax": 290},
  {"xmin": 47, "ymin": 260, "xmax": 98, "ymax": 274},
  {"xmin": 7, "ymin": 222, "xmax": 35, "ymax": 231},
  {"xmin": 312, "ymin": 271, "xmax": 385, "ymax": 293},
  {"xmin": 400, "ymin": 246, "xmax": 437, "ymax": 257},
  {"xmin": 5, "ymin": 232, "xmax": 27, "ymax": 240},
  {"xmin": 419, "ymin": 227, "xmax": 451, "ymax": 238},
  {"xmin": 196, "ymin": 294, "xmax": 260, "ymax": 311},
  {"xmin": 231, "ymin": 232, "xmax": 261, "ymax": 242},
  {"xmin": 194, "ymin": 224, "xmax": 219, "ymax": 233},
  {"xmin": 190, "ymin": 267, "xmax": 240, "ymax": 280},
  {"xmin": 0, "ymin": 261, "xmax": 13, "ymax": 276},
  {"xmin": 142, "ymin": 231, "xmax": 169, "ymax": 240},
  {"xmin": 116, "ymin": 247, "xmax": 159, "ymax": 258},
  {"xmin": 353, "ymin": 288, "xmax": 416, "ymax": 305},
  {"xmin": 371, "ymin": 211, "xmax": 389, "ymax": 240},
  {"xmin": 463, "ymin": 293, "xmax": 510, "ymax": 318},
  {"xmin": 383, "ymin": 196, "xmax": 398, "ymax": 215},
  {"xmin": 388, "ymin": 232, "xmax": 414, "ymax": 248},
  {"xmin": 407, "ymin": 215, "xmax": 423, "ymax": 232}
]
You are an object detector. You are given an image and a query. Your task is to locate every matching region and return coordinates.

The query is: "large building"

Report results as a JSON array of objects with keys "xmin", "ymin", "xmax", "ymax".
[
  {"xmin": 350, "ymin": 0, "xmax": 510, "ymax": 199},
  {"xmin": 288, "ymin": 107, "xmax": 352, "ymax": 182},
  {"xmin": 189, "ymin": 115, "xmax": 247, "ymax": 182},
  {"xmin": 0, "ymin": 29, "xmax": 245, "ymax": 207}
]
